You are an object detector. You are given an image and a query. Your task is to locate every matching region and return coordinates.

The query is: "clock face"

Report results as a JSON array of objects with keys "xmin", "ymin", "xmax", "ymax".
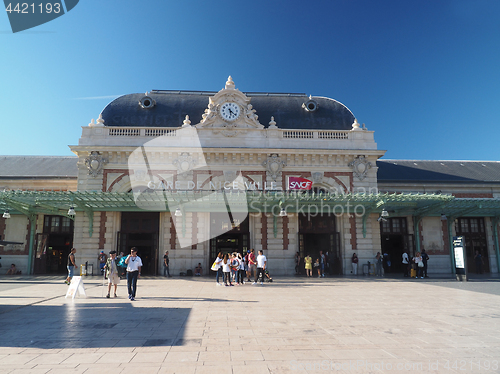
[{"xmin": 220, "ymin": 102, "xmax": 240, "ymax": 121}]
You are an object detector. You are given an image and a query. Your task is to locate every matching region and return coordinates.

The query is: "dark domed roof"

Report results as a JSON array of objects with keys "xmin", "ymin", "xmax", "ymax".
[{"xmin": 101, "ymin": 90, "xmax": 355, "ymax": 130}]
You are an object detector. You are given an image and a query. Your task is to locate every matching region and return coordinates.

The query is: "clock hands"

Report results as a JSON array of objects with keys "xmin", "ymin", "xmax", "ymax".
[{"xmin": 221, "ymin": 103, "xmax": 239, "ymax": 120}]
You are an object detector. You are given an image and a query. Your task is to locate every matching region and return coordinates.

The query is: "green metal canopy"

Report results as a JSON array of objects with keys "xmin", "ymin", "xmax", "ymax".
[
  {"xmin": 1, "ymin": 190, "xmax": 500, "ymax": 276},
  {"xmin": 0, "ymin": 190, "xmax": 460, "ymax": 216},
  {"xmin": 2, "ymin": 190, "xmax": 500, "ymax": 218},
  {"xmin": 3, "ymin": 189, "xmax": 499, "ymax": 239}
]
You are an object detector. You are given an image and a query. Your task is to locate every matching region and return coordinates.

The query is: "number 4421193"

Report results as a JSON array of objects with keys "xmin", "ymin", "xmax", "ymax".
[{"xmin": 5, "ymin": 3, "xmax": 61, "ymax": 14}]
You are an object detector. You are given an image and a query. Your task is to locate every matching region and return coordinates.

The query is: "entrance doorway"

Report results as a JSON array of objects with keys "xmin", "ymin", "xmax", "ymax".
[
  {"xmin": 298, "ymin": 214, "xmax": 341, "ymax": 275},
  {"xmin": 381, "ymin": 234, "xmax": 404, "ymax": 273},
  {"xmin": 118, "ymin": 212, "xmax": 159, "ymax": 275},
  {"xmin": 379, "ymin": 217, "xmax": 414, "ymax": 274},
  {"xmin": 34, "ymin": 216, "xmax": 74, "ymax": 274},
  {"xmin": 209, "ymin": 214, "xmax": 249, "ymax": 271},
  {"xmin": 455, "ymin": 218, "xmax": 490, "ymax": 273}
]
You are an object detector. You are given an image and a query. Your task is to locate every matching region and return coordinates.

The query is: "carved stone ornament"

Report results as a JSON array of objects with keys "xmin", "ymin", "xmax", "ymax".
[
  {"xmin": 312, "ymin": 172, "xmax": 324, "ymax": 184},
  {"xmin": 262, "ymin": 154, "xmax": 286, "ymax": 181},
  {"xmin": 349, "ymin": 156, "xmax": 372, "ymax": 180},
  {"xmin": 223, "ymin": 170, "xmax": 237, "ymax": 183},
  {"xmin": 172, "ymin": 153, "xmax": 197, "ymax": 174},
  {"xmin": 197, "ymin": 76, "xmax": 264, "ymax": 137},
  {"xmin": 133, "ymin": 169, "xmax": 147, "ymax": 182},
  {"xmin": 85, "ymin": 151, "xmax": 108, "ymax": 178}
]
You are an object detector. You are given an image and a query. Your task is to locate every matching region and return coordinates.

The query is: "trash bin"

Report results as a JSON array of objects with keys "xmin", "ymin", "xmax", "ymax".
[
  {"xmin": 80, "ymin": 264, "xmax": 87, "ymax": 276},
  {"xmin": 363, "ymin": 261, "xmax": 375, "ymax": 276},
  {"xmin": 87, "ymin": 263, "xmax": 93, "ymax": 276}
]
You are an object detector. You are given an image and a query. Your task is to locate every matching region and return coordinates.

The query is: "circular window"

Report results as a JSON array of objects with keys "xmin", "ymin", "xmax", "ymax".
[
  {"xmin": 303, "ymin": 99, "xmax": 318, "ymax": 112},
  {"xmin": 139, "ymin": 96, "xmax": 155, "ymax": 109}
]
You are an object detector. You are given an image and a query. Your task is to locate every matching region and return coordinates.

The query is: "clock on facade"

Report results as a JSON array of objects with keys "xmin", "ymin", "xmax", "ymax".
[{"xmin": 219, "ymin": 102, "xmax": 241, "ymax": 121}]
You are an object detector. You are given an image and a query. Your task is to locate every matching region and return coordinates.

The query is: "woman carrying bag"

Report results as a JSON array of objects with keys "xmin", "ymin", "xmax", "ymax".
[
  {"xmin": 413, "ymin": 252, "xmax": 424, "ymax": 279},
  {"xmin": 211, "ymin": 252, "xmax": 224, "ymax": 285}
]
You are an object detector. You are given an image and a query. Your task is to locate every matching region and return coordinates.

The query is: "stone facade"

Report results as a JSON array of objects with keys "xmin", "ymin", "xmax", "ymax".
[{"xmin": 1, "ymin": 78, "xmax": 500, "ymax": 276}]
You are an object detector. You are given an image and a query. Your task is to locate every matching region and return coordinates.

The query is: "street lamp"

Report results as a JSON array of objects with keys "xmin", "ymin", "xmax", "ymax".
[{"xmin": 67, "ymin": 206, "xmax": 76, "ymax": 217}]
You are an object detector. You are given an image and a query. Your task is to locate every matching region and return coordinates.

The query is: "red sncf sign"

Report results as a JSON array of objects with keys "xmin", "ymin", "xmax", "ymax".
[{"xmin": 288, "ymin": 177, "xmax": 312, "ymax": 190}]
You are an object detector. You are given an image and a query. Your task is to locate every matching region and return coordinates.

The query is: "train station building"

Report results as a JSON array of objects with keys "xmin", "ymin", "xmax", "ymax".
[{"xmin": 1, "ymin": 77, "xmax": 500, "ymax": 276}]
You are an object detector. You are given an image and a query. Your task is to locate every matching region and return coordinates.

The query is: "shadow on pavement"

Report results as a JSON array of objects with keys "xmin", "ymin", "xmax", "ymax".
[{"xmin": 0, "ymin": 303, "xmax": 192, "ymax": 349}]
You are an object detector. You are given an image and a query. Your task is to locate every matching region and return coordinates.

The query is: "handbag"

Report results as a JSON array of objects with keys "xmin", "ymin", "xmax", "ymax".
[
  {"xmin": 418, "ymin": 261, "xmax": 424, "ymax": 268},
  {"xmin": 211, "ymin": 261, "xmax": 218, "ymax": 271}
]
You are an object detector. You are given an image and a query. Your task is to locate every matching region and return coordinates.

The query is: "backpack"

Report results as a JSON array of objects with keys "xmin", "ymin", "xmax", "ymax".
[{"xmin": 118, "ymin": 257, "xmax": 127, "ymax": 267}]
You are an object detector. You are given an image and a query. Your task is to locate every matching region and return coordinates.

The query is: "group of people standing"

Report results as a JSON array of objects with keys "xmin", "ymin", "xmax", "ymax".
[
  {"xmin": 406, "ymin": 250, "xmax": 430, "ymax": 279},
  {"xmin": 296, "ymin": 251, "xmax": 330, "ymax": 277},
  {"xmin": 212, "ymin": 249, "xmax": 269, "ymax": 286}
]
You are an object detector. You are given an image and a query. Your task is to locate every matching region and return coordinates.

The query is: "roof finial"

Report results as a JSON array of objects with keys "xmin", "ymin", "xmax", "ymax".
[
  {"xmin": 225, "ymin": 76, "xmax": 235, "ymax": 90},
  {"xmin": 89, "ymin": 118, "xmax": 95, "ymax": 127},
  {"xmin": 96, "ymin": 113, "xmax": 105, "ymax": 126},
  {"xmin": 351, "ymin": 118, "xmax": 362, "ymax": 131},
  {"xmin": 268, "ymin": 116, "xmax": 278, "ymax": 129},
  {"xmin": 182, "ymin": 115, "xmax": 192, "ymax": 128}
]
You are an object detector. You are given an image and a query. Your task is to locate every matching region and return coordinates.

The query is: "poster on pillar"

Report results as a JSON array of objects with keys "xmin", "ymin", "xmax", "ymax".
[
  {"xmin": 288, "ymin": 177, "xmax": 312, "ymax": 190},
  {"xmin": 453, "ymin": 236, "xmax": 468, "ymax": 281}
]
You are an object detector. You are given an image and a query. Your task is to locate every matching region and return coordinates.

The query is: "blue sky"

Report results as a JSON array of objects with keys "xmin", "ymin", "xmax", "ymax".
[{"xmin": 1, "ymin": 0, "xmax": 499, "ymax": 161}]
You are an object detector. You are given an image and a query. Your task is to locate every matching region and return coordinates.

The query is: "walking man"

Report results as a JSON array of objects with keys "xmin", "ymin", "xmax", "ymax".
[
  {"xmin": 125, "ymin": 247, "xmax": 142, "ymax": 301},
  {"xmin": 253, "ymin": 250, "xmax": 267, "ymax": 285},
  {"xmin": 421, "ymin": 249, "xmax": 430, "ymax": 278},
  {"xmin": 402, "ymin": 250, "xmax": 409, "ymax": 277},
  {"xmin": 163, "ymin": 250, "xmax": 171, "ymax": 277},
  {"xmin": 319, "ymin": 251, "xmax": 326, "ymax": 277},
  {"xmin": 65, "ymin": 247, "xmax": 77, "ymax": 285}
]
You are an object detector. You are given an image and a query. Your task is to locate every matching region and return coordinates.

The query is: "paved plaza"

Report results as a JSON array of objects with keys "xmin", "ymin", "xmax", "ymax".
[{"xmin": 0, "ymin": 274, "xmax": 499, "ymax": 374}]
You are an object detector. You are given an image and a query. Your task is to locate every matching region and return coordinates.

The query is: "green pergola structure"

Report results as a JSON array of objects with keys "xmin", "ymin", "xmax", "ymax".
[{"xmin": 1, "ymin": 190, "xmax": 500, "ymax": 275}]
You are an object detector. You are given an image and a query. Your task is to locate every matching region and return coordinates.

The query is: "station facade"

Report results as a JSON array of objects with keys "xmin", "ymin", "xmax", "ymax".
[{"xmin": 1, "ymin": 77, "xmax": 500, "ymax": 276}]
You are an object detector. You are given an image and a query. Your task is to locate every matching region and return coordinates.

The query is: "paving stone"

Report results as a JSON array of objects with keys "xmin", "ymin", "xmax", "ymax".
[{"xmin": 0, "ymin": 275, "xmax": 499, "ymax": 374}]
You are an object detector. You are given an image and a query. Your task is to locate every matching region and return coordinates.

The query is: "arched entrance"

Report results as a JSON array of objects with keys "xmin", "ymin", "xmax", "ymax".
[
  {"xmin": 118, "ymin": 212, "xmax": 159, "ymax": 275},
  {"xmin": 209, "ymin": 214, "xmax": 249, "ymax": 271},
  {"xmin": 298, "ymin": 214, "xmax": 341, "ymax": 275}
]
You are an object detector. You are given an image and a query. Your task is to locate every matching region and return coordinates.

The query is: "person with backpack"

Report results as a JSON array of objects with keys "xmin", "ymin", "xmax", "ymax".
[
  {"xmin": 230, "ymin": 253, "xmax": 240, "ymax": 284},
  {"xmin": 117, "ymin": 252, "xmax": 127, "ymax": 278},
  {"xmin": 237, "ymin": 253, "xmax": 245, "ymax": 285}
]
